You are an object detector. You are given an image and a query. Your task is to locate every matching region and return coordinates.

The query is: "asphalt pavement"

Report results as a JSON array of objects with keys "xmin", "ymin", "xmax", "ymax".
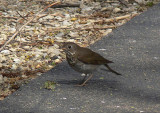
[{"xmin": 0, "ymin": 3, "xmax": 160, "ymax": 113}]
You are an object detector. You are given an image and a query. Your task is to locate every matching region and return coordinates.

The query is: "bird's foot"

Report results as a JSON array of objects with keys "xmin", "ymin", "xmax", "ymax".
[{"xmin": 74, "ymin": 83, "xmax": 86, "ymax": 87}]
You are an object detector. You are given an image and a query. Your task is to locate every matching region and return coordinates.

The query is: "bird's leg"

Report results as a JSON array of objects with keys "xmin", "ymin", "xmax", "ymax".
[
  {"xmin": 105, "ymin": 64, "xmax": 121, "ymax": 75},
  {"xmin": 80, "ymin": 74, "xmax": 87, "ymax": 84},
  {"xmin": 76, "ymin": 74, "xmax": 93, "ymax": 86}
]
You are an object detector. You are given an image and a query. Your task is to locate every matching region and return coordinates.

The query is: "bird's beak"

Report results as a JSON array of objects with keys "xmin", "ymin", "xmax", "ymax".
[
  {"xmin": 61, "ymin": 46, "xmax": 67, "ymax": 53},
  {"xmin": 62, "ymin": 47, "xmax": 66, "ymax": 51},
  {"xmin": 58, "ymin": 42, "xmax": 65, "ymax": 49},
  {"xmin": 58, "ymin": 42, "xmax": 67, "ymax": 53}
]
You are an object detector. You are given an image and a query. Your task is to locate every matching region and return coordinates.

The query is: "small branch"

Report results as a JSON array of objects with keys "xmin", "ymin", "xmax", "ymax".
[
  {"xmin": 93, "ymin": 13, "xmax": 139, "ymax": 23},
  {"xmin": 16, "ymin": 11, "xmax": 28, "ymax": 21},
  {"xmin": 112, "ymin": 13, "xmax": 139, "ymax": 21},
  {"xmin": 78, "ymin": 26, "xmax": 117, "ymax": 31},
  {"xmin": 105, "ymin": 1, "xmax": 119, "ymax": 3},
  {"xmin": 0, "ymin": 1, "xmax": 61, "ymax": 52},
  {"xmin": 0, "ymin": 16, "xmax": 18, "ymax": 19},
  {"xmin": 44, "ymin": 13, "xmax": 138, "ymax": 31},
  {"xmin": 43, "ymin": 25, "xmax": 117, "ymax": 31},
  {"xmin": 51, "ymin": 3, "xmax": 80, "ymax": 8},
  {"xmin": 118, "ymin": 0, "xmax": 128, "ymax": 7},
  {"xmin": 35, "ymin": 13, "xmax": 63, "ymax": 21}
]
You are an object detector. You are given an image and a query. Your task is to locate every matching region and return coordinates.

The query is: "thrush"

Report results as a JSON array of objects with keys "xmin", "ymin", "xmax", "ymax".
[{"xmin": 61, "ymin": 42, "xmax": 121, "ymax": 86}]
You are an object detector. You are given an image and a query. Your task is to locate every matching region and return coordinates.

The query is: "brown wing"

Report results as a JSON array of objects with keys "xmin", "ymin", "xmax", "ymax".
[{"xmin": 77, "ymin": 47, "xmax": 113, "ymax": 65}]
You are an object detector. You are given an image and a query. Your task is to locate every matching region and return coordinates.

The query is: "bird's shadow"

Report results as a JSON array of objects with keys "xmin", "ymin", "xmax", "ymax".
[
  {"xmin": 48, "ymin": 62, "xmax": 160, "ymax": 104},
  {"xmin": 55, "ymin": 78, "xmax": 160, "ymax": 104},
  {"xmin": 57, "ymin": 78, "xmax": 117, "ymax": 87}
]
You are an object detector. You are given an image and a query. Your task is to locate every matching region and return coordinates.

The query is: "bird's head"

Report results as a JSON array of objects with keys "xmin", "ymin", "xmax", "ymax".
[{"xmin": 61, "ymin": 42, "xmax": 79, "ymax": 55}]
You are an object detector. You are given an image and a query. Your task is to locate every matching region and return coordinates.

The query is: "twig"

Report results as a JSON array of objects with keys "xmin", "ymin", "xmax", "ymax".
[
  {"xmin": 51, "ymin": 3, "xmax": 80, "ymax": 8},
  {"xmin": 118, "ymin": 0, "xmax": 128, "ymax": 7},
  {"xmin": 35, "ymin": 13, "xmax": 63, "ymax": 21},
  {"xmin": 36, "ymin": 14, "xmax": 48, "ymax": 19},
  {"xmin": 0, "ymin": 16, "xmax": 18, "ymax": 19},
  {"xmin": 0, "ymin": 1, "xmax": 61, "ymax": 52},
  {"xmin": 44, "ymin": 13, "xmax": 138, "ymax": 31},
  {"xmin": 111, "ymin": 13, "xmax": 139, "ymax": 21},
  {"xmin": 105, "ymin": 1, "xmax": 119, "ymax": 3},
  {"xmin": 16, "ymin": 11, "xmax": 28, "ymax": 21},
  {"xmin": 43, "ymin": 25, "xmax": 117, "ymax": 31},
  {"xmin": 79, "ymin": 26, "xmax": 117, "ymax": 31},
  {"xmin": 93, "ymin": 13, "xmax": 139, "ymax": 23}
]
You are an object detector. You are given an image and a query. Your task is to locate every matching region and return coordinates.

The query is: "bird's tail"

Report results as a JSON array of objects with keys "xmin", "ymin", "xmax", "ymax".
[
  {"xmin": 104, "ymin": 64, "xmax": 121, "ymax": 75},
  {"xmin": 106, "ymin": 60, "xmax": 113, "ymax": 63}
]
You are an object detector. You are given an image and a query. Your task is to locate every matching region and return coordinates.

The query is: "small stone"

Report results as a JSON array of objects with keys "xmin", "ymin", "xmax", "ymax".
[
  {"xmin": 35, "ymin": 54, "xmax": 41, "ymax": 58},
  {"xmin": 54, "ymin": 44, "xmax": 59, "ymax": 49},
  {"xmin": 135, "ymin": 0, "xmax": 145, "ymax": 4},
  {"xmin": 16, "ymin": 36, "xmax": 26, "ymax": 42},
  {"xmin": 11, "ymin": 64, "xmax": 17, "ymax": 70},
  {"xmin": 10, "ymin": 28, "xmax": 16, "ymax": 33},
  {"xmin": 49, "ymin": 53, "xmax": 55, "ymax": 57},
  {"xmin": 47, "ymin": 47, "xmax": 53, "ymax": 54},
  {"xmin": 92, "ymin": 2, "xmax": 101, "ymax": 10},
  {"xmin": 55, "ymin": 32, "xmax": 64, "ymax": 38},
  {"xmin": 111, "ymin": 3, "xmax": 119, "ymax": 6},
  {"xmin": 101, "ymin": 7, "xmax": 113, "ymax": 11},
  {"xmin": 123, "ymin": 7, "xmax": 135, "ymax": 12},
  {"xmin": 71, "ymin": 17, "xmax": 78, "ymax": 21},
  {"xmin": 62, "ymin": 20, "xmax": 72, "ymax": 26},
  {"xmin": 13, "ymin": 58, "xmax": 21, "ymax": 64},
  {"xmin": 3, "ymin": 76, "xmax": 8, "ymax": 82},
  {"xmin": 43, "ymin": 53, "xmax": 48, "ymax": 58},
  {"xmin": 22, "ymin": 75, "xmax": 27, "ymax": 78},
  {"xmin": 101, "ymin": 7, "xmax": 107, "ymax": 12},
  {"xmin": 0, "ymin": 55, "xmax": 6, "ymax": 62},
  {"xmin": 1, "ymin": 34, "xmax": 7, "ymax": 40},
  {"xmin": 113, "ymin": 8, "xmax": 121, "ymax": 13},
  {"xmin": 67, "ymin": 39, "xmax": 75, "ymax": 42},
  {"xmin": 0, "ymin": 75, "xmax": 4, "ymax": 84},
  {"xmin": 69, "ymin": 32, "xmax": 79, "ymax": 37},
  {"xmin": 55, "ymin": 16, "xmax": 62, "ymax": 20},
  {"xmin": 55, "ymin": 59, "xmax": 61, "ymax": 63},
  {"xmin": 101, "ymin": 100, "xmax": 105, "ymax": 103},
  {"xmin": 65, "ymin": 14, "xmax": 70, "ymax": 18},
  {"xmin": 53, "ymin": 49, "xmax": 61, "ymax": 55},
  {"xmin": 37, "ymin": 72, "xmax": 42, "ymax": 76},
  {"xmin": 133, "ymin": 3, "xmax": 138, "ymax": 5},
  {"xmin": 0, "ymin": 40, "xmax": 5, "ymax": 45},
  {"xmin": 48, "ymin": 47, "xmax": 60, "ymax": 55},
  {"xmin": 154, "ymin": 57, "xmax": 158, "ymax": 60},
  {"xmin": 43, "ymin": 15, "xmax": 54, "ymax": 20},
  {"xmin": 34, "ymin": 30, "xmax": 39, "ymax": 35},
  {"xmin": 1, "ymin": 50, "xmax": 11, "ymax": 55},
  {"xmin": 23, "ymin": 46, "xmax": 30, "ymax": 50},
  {"xmin": 36, "ymin": 64, "xmax": 41, "ymax": 68},
  {"xmin": 100, "ymin": 29, "xmax": 112, "ymax": 36},
  {"xmin": 0, "ymin": 6, "xmax": 6, "ymax": 11},
  {"xmin": 50, "ymin": 56, "xmax": 58, "ymax": 60}
]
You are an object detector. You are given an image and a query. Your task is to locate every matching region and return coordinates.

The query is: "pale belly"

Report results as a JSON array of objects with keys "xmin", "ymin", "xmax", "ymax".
[{"xmin": 68, "ymin": 59, "xmax": 99, "ymax": 74}]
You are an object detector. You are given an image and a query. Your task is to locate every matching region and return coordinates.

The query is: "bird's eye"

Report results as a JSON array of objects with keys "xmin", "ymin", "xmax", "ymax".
[{"xmin": 68, "ymin": 45, "xmax": 72, "ymax": 49}]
